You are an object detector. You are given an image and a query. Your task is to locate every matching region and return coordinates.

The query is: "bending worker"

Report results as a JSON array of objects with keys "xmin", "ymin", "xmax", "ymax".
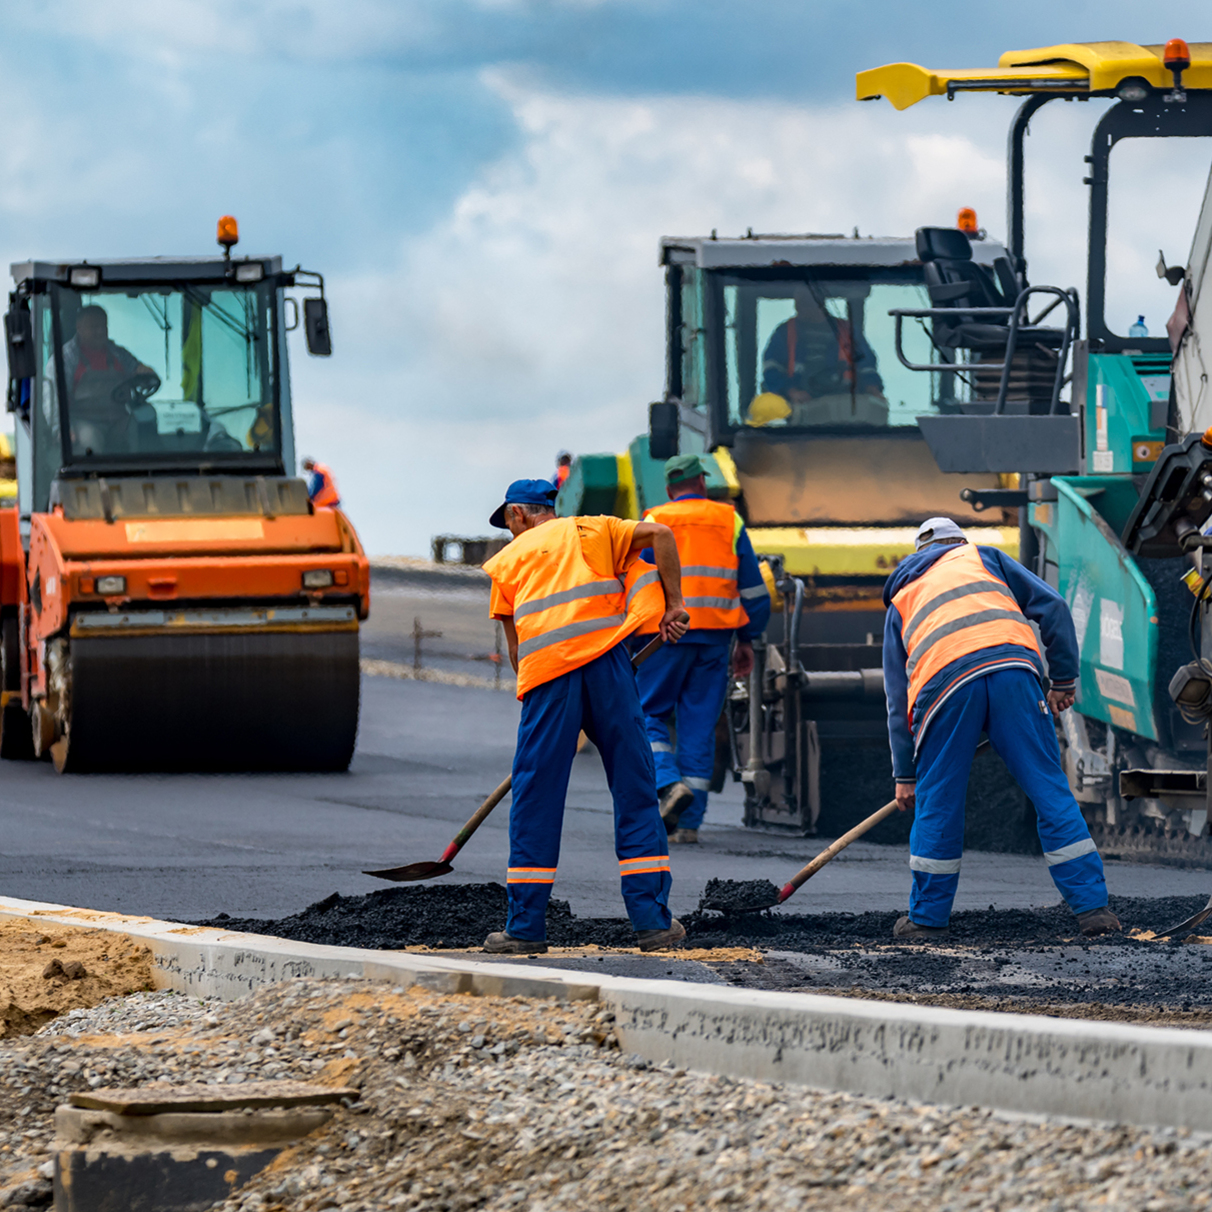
[
  {"xmin": 636, "ymin": 454, "xmax": 771, "ymax": 843},
  {"xmin": 302, "ymin": 457, "xmax": 340, "ymax": 508},
  {"xmin": 883, "ymin": 517, "xmax": 1119, "ymax": 939},
  {"xmin": 481, "ymin": 478, "xmax": 690, "ymax": 954}
]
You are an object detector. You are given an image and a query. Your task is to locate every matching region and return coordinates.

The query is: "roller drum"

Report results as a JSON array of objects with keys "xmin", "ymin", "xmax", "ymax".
[{"xmin": 57, "ymin": 628, "xmax": 360, "ymax": 773}]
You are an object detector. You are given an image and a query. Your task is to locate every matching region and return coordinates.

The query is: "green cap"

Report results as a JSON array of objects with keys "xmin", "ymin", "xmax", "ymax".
[{"xmin": 664, "ymin": 453, "xmax": 707, "ymax": 485}]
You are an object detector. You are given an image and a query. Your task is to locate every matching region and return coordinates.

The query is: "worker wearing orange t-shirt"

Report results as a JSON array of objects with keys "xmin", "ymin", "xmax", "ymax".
[{"xmin": 481, "ymin": 478, "xmax": 689, "ymax": 955}]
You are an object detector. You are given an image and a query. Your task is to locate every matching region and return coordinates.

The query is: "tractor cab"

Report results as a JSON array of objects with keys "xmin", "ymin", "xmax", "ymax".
[
  {"xmin": 858, "ymin": 40, "xmax": 1212, "ymax": 856},
  {"xmin": 623, "ymin": 232, "xmax": 1023, "ymax": 835}
]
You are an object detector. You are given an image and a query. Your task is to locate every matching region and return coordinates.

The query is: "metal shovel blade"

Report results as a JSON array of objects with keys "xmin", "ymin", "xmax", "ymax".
[
  {"xmin": 1161, "ymin": 894, "xmax": 1212, "ymax": 939},
  {"xmin": 362, "ymin": 860, "xmax": 455, "ymax": 883}
]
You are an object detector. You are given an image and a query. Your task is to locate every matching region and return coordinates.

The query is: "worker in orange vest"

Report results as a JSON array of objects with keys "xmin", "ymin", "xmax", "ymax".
[
  {"xmin": 883, "ymin": 517, "xmax": 1117, "ymax": 939},
  {"xmin": 481, "ymin": 478, "xmax": 689, "ymax": 954},
  {"xmin": 634, "ymin": 454, "xmax": 771, "ymax": 843},
  {"xmin": 302, "ymin": 457, "xmax": 340, "ymax": 508}
]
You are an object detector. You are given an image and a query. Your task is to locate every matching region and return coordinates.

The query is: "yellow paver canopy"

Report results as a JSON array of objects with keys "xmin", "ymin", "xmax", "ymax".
[{"xmin": 857, "ymin": 41, "xmax": 1212, "ymax": 110}]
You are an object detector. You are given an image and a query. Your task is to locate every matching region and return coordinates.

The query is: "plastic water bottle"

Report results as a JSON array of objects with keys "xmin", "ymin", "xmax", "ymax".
[{"xmin": 1129, "ymin": 315, "xmax": 1148, "ymax": 338}]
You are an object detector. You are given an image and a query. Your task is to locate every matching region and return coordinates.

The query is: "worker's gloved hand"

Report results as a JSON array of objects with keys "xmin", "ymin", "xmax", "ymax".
[
  {"xmin": 894, "ymin": 782, "xmax": 916, "ymax": 813},
  {"xmin": 732, "ymin": 640, "xmax": 754, "ymax": 680},
  {"xmin": 1046, "ymin": 689, "xmax": 1075, "ymax": 717},
  {"xmin": 658, "ymin": 607, "xmax": 689, "ymax": 644}
]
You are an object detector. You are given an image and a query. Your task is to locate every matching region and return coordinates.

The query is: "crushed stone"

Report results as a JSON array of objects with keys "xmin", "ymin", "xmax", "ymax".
[{"xmin": 0, "ymin": 975, "xmax": 1210, "ymax": 1207}]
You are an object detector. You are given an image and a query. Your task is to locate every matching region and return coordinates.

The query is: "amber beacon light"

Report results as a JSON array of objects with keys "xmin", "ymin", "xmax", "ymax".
[
  {"xmin": 956, "ymin": 207, "xmax": 979, "ymax": 235},
  {"xmin": 1164, "ymin": 38, "xmax": 1191, "ymax": 102},
  {"xmin": 216, "ymin": 215, "xmax": 239, "ymax": 250}
]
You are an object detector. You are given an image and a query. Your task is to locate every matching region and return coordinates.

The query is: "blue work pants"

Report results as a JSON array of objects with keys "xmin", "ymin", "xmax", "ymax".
[
  {"xmin": 506, "ymin": 644, "xmax": 672, "ymax": 940},
  {"xmin": 635, "ymin": 642, "xmax": 731, "ymax": 830},
  {"xmin": 909, "ymin": 668, "xmax": 1108, "ymax": 927}
]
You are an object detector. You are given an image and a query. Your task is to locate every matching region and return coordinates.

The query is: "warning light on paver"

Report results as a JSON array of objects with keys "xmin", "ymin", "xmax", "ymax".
[
  {"xmin": 217, "ymin": 215, "xmax": 239, "ymax": 249},
  {"xmin": 957, "ymin": 207, "xmax": 979, "ymax": 235}
]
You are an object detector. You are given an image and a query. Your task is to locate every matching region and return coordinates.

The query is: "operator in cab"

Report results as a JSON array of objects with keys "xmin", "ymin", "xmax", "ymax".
[
  {"xmin": 481, "ymin": 478, "xmax": 689, "ymax": 955},
  {"xmin": 883, "ymin": 517, "xmax": 1119, "ymax": 940},
  {"xmin": 757, "ymin": 285, "xmax": 886, "ymax": 425},
  {"xmin": 302, "ymin": 457, "xmax": 340, "ymax": 508},
  {"xmin": 50, "ymin": 304, "xmax": 159, "ymax": 455},
  {"xmin": 635, "ymin": 454, "xmax": 771, "ymax": 843}
]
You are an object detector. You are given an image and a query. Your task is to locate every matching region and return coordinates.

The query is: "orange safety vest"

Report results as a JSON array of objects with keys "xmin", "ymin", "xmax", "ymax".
[
  {"xmin": 892, "ymin": 544, "xmax": 1041, "ymax": 723},
  {"xmin": 483, "ymin": 517, "xmax": 665, "ymax": 699},
  {"xmin": 310, "ymin": 462, "xmax": 340, "ymax": 508},
  {"xmin": 639, "ymin": 497, "xmax": 745, "ymax": 632}
]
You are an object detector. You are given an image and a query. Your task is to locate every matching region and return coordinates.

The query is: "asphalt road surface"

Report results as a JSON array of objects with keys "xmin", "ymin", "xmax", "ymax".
[{"xmin": 0, "ymin": 663, "xmax": 1210, "ymax": 926}]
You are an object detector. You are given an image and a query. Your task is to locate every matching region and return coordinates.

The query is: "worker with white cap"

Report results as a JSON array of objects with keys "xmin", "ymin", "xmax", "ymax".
[{"xmin": 881, "ymin": 516, "xmax": 1118, "ymax": 939}]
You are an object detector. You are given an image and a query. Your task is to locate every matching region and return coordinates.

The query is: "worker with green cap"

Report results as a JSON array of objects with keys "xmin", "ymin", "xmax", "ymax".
[{"xmin": 633, "ymin": 454, "xmax": 771, "ymax": 842}]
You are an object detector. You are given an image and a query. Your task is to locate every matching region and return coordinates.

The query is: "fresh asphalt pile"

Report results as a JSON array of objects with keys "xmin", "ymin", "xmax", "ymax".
[
  {"xmin": 198, "ymin": 884, "xmax": 1212, "ymax": 1019},
  {"xmin": 199, "ymin": 885, "xmax": 634, "ymax": 951}
]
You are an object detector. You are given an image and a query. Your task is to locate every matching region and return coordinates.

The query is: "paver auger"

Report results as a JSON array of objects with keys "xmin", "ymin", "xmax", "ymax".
[{"xmin": 0, "ymin": 218, "xmax": 369, "ymax": 772}]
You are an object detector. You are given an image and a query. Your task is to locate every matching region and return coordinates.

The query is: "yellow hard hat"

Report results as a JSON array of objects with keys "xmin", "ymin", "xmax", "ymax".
[{"xmin": 747, "ymin": 392, "xmax": 791, "ymax": 426}]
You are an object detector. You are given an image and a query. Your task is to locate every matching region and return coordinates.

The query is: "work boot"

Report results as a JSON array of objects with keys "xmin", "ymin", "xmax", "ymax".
[
  {"xmin": 892, "ymin": 914, "xmax": 949, "ymax": 940},
  {"xmin": 636, "ymin": 918, "xmax": 686, "ymax": 952},
  {"xmin": 1076, "ymin": 906, "xmax": 1122, "ymax": 937},
  {"xmin": 482, "ymin": 932, "xmax": 548, "ymax": 955},
  {"xmin": 659, "ymin": 781, "xmax": 694, "ymax": 832},
  {"xmin": 669, "ymin": 828, "xmax": 699, "ymax": 844}
]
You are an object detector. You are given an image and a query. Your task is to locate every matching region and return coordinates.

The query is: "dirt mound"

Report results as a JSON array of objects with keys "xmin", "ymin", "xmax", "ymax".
[{"xmin": 0, "ymin": 919, "xmax": 152, "ymax": 1036}]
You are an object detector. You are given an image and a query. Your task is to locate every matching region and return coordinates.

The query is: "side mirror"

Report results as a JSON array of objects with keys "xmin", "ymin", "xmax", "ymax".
[
  {"xmin": 304, "ymin": 298, "xmax": 332, "ymax": 357},
  {"xmin": 648, "ymin": 400, "xmax": 679, "ymax": 460},
  {"xmin": 4, "ymin": 310, "xmax": 34, "ymax": 381}
]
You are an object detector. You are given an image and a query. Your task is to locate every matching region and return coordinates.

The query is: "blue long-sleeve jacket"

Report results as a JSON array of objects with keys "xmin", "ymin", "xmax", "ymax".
[
  {"xmin": 882, "ymin": 543, "xmax": 1078, "ymax": 782},
  {"xmin": 641, "ymin": 493, "xmax": 771, "ymax": 644}
]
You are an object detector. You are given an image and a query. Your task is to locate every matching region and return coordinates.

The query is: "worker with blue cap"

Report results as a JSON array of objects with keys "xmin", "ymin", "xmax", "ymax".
[
  {"xmin": 633, "ymin": 454, "xmax": 771, "ymax": 843},
  {"xmin": 480, "ymin": 478, "xmax": 690, "ymax": 954},
  {"xmin": 882, "ymin": 516, "xmax": 1118, "ymax": 939}
]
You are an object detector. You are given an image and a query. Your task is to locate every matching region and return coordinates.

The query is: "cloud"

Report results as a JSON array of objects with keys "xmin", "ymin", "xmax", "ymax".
[
  {"xmin": 295, "ymin": 75, "xmax": 1016, "ymax": 553},
  {"xmin": 299, "ymin": 74, "xmax": 1212, "ymax": 556}
]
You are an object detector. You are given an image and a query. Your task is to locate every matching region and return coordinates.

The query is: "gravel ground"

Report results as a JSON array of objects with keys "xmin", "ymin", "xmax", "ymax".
[{"xmin": 0, "ymin": 979, "xmax": 1209, "ymax": 1210}]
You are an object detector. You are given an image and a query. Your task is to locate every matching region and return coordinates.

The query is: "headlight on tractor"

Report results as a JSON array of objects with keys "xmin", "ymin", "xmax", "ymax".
[
  {"xmin": 96, "ymin": 575, "xmax": 126, "ymax": 595},
  {"xmin": 302, "ymin": 569, "xmax": 334, "ymax": 589}
]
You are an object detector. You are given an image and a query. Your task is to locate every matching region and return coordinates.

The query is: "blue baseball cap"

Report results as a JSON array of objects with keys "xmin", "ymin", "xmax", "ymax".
[{"xmin": 489, "ymin": 478, "xmax": 558, "ymax": 529}]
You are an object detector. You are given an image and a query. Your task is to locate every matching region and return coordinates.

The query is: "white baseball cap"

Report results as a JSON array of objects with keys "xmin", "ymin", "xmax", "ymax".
[{"xmin": 914, "ymin": 517, "xmax": 967, "ymax": 551}]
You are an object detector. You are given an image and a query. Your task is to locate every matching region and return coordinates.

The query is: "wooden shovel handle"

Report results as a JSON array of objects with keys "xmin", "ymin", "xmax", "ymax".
[
  {"xmin": 776, "ymin": 798, "xmax": 899, "ymax": 904},
  {"xmin": 439, "ymin": 775, "xmax": 513, "ymax": 864}
]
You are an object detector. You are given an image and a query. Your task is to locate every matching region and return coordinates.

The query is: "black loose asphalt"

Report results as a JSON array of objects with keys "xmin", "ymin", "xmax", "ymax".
[{"xmin": 196, "ymin": 883, "xmax": 1212, "ymax": 1012}]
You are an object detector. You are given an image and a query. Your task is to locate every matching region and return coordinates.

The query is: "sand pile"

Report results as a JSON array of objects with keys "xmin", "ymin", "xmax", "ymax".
[{"xmin": 0, "ymin": 919, "xmax": 153, "ymax": 1036}]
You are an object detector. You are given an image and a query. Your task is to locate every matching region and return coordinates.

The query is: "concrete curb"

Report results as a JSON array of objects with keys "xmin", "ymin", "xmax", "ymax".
[{"xmin": 6, "ymin": 895, "xmax": 1212, "ymax": 1132}]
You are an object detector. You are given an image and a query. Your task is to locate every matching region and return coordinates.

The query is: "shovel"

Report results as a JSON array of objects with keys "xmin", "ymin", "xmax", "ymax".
[
  {"xmin": 719, "ymin": 739, "xmax": 995, "ymax": 913},
  {"xmin": 1160, "ymin": 894, "xmax": 1212, "ymax": 940},
  {"xmin": 364, "ymin": 626, "xmax": 680, "ymax": 883}
]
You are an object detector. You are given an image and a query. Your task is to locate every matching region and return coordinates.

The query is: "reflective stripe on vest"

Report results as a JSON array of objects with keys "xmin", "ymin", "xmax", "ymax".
[
  {"xmin": 641, "ymin": 498, "xmax": 745, "ymax": 631},
  {"xmin": 892, "ymin": 544, "xmax": 1041, "ymax": 723},
  {"xmin": 483, "ymin": 517, "xmax": 664, "ymax": 699}
]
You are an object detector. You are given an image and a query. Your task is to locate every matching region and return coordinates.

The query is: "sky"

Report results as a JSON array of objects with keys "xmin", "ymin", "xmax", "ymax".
[{"xmin": 2, "ymin": 1, "xmax": 1211, "ymax": 553}]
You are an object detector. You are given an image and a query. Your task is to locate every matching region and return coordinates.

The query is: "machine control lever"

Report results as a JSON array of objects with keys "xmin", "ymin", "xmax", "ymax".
[{"xmin": 959, "ymin": 487, "xmax": 1028, "ymax": 511}]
